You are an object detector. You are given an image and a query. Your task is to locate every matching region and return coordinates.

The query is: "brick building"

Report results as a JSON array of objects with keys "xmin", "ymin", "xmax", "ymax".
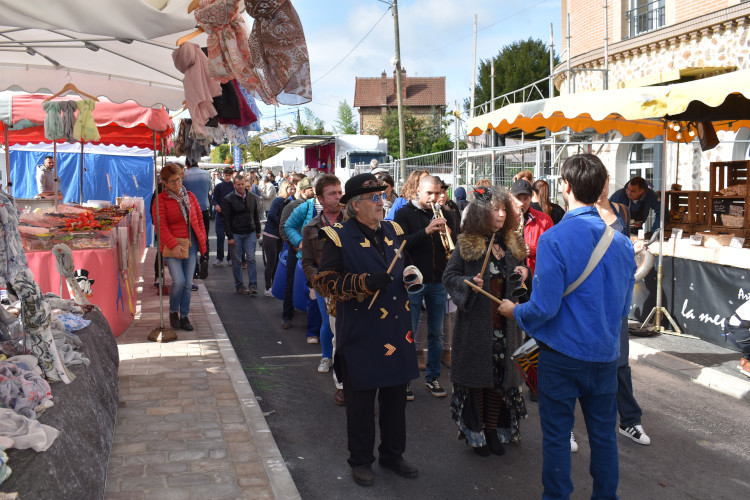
[
  {"xmin": 353, "ymin": 69, "xmax": 446, "ymax": 135},
  {"xmin": 555, "ymin": 0, "xmax": 750, "ymax": 192}
]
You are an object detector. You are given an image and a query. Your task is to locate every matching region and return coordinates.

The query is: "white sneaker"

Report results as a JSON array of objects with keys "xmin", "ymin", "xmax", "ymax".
[
  {"xmin": 212, "ymin": 259, "xmax": 222, "ymax": 267},
  {"xmin": 317, "ymin": 357, "xmax": 332, "ymax": 373},
  {"xmin": 570, "ymin": 432, "xmax": 579, "ymax": 453},
  {"xmin": 263, "ymin": 289, "xmax": 274, "ymax": 297},
  {"xmin": 307, "ymin": 336, "xmax": 319, "ymax": 344},
  {"xmin": 619, "ymin": 424, "xmax": 651, "ymax": 445}
]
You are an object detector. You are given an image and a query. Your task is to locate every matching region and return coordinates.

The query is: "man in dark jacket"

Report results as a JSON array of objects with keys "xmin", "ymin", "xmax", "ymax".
[
  {"xmin": 609, "ymin": 176, "xmax": 661, "ymax": 236},
  {"xmin": 394, "ymin": 175, "xmax": 457, "ymax": 399},
  {"xmin": 222, "ymin": 176, "xmax": 262, "ymax": 295},
  {"xmin": 314, "ymin": 173, "xmax": 419, "ymax": 487},
  {"xmin": 212, "ymin": 167, "xmax": 235, "ymax": 266}
]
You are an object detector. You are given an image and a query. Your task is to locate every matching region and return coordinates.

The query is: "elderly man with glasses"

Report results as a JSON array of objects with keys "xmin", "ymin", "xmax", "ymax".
[{"xmin": 314, "ymin": 173, "xmax": 419, "ymax": 487}]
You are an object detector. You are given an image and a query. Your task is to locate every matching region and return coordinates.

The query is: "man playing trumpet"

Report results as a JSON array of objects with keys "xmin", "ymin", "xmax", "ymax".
[{"xmin": 394, "ymin": 175, "xmax": 458, "ymax": 399}]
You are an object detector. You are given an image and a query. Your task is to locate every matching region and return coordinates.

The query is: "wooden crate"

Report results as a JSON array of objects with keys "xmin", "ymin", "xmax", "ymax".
[
  {"xmin": 708, "ymin": 161, "xmax": 750, "ymax": 232},
  {"xmin": 666, "ymin": 190, "xmax": 709, "ymax": 225}
]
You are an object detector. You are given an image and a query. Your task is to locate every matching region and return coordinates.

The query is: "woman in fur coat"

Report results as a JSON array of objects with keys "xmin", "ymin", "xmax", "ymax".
[{"xmin": 442, "ymin": 186, "xmax": 529, "ymax": 456}]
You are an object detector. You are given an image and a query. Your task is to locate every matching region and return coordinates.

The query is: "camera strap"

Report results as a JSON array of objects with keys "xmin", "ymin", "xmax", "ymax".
[{"xmin": 562, "ymin": 226, "xmax": 615, "ymax": 298}]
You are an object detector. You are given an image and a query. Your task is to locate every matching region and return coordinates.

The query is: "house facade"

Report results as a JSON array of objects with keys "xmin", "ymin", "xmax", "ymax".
[
  {"xmin": 556, "ymin": 0, "xmax": 750, "ymax": 191},
  {"xmin": 353, "ymin": 69, "xmax": 446, "ymax": 135}
]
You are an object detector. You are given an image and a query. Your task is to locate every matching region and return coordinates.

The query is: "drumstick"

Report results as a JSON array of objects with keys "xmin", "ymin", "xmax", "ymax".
[
  {"xmin": 463, "ymin": 279, "xmax": 503, "ymax": 306},
  {"xmin": 479, "ymin": 232, "xmax": 496, "ymax": 278},
  {"xmin": 368, "ymin": 239, "xmax": 407, "ymax": 310}
]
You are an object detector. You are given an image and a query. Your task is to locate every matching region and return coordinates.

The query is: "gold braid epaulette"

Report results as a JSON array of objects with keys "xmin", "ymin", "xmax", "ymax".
[
  {"xmin": 320, "ymin": 226, "xmax": 341, "ymax": 247},
  {"xmin": 313, "ymin": 270, "xmax": 374, "ymax": 303},
  {"xmin": 388, "ymin": 221, "xmax": 404, "ymax": 236}
]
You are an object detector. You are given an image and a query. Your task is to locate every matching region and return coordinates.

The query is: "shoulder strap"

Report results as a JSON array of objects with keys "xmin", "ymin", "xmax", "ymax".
[{"xmin": 563, "ymin": 226, "xmax": 615, "ymax": 298}]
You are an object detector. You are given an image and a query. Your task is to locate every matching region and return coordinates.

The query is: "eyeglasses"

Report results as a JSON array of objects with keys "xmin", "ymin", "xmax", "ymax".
[
  {"xmin": 366, "ymin": 193, "xmax": 387, "ymax": 203},
  {"xmin": 167, "ymin": 178, "xmax": 182, "ymax": 185}
]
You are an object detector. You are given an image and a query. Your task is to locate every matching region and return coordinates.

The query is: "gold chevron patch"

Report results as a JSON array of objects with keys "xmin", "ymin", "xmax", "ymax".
[
  {"xmin": 384, "ymin": 237, "xmax": 393, "ymax": 246},
  {"xmin": 405, "ymin": 301, "xmax": 410, "ymax": 312},
  {"xmin": 380, "ymin": 307, "xmax": 388, "ymax": 319},
  {"xmin": 405, "ymin": 331, "xmax": 414, "ymax": 343},
  {"xmin": 333, "ymin": 223, "xmax": 343, "ymax": 228},
  {"xmin": 390, "ymin": 221, "xmax": 404, "ymax": 236},
  {"xmin": 360, "ymin": 238, "xmax": 370, "ymax": 248},
  {"xmin": 320, "ymin": 226, "xmax": 341, "ymax": 247},
  {"xmin": 384, "ymin": 343, "xmax": 396, "ymax": 356}
]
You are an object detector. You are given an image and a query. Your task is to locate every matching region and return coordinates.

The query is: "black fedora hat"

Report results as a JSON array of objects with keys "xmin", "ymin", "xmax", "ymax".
[{"xmin": 340, "ymin": 173, "xmax": 385, "ymax": 205}]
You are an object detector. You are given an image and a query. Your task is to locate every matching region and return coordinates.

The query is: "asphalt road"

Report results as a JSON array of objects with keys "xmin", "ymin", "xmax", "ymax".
[{"xmin": 203, "ymin": 245, "xmax": 750, "ymax": 500}]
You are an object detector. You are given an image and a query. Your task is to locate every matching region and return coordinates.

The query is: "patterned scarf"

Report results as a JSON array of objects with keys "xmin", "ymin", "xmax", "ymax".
[{"xmin": 166, "ymin": 185, "xmax": 191, "ymax": 224}]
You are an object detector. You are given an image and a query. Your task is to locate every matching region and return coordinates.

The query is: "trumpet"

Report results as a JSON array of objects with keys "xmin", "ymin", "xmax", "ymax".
[{"xmin": 432, "ymin": 202, "xmax": 455, "ymax": 259}]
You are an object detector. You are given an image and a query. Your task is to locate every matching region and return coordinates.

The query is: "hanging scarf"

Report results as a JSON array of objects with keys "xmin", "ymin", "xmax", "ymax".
[
  {"xmin": 166, "ymin": 185, "xmax": 191, "ymax": 224},
  {"xmin": 42, "ymin": 101, "xmax": 64, "ymax": 141},
  {"xmin": 60, "ymin": 100, "xmax": 78, "ymax": 142},
  {"xmin": 72, "ymin": 99, "xmax": 99, "ymax": 142}
]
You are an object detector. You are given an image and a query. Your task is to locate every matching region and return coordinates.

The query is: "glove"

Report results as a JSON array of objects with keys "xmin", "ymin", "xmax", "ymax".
[{"xmin": 365, "ymin": 272, "xmax": 393, "ymax": 291}]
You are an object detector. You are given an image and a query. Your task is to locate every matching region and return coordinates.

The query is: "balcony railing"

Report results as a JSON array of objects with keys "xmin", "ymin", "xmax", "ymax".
[{"xmin": 625, "ymin": 1, "xmax": 665, "ymax": 38}]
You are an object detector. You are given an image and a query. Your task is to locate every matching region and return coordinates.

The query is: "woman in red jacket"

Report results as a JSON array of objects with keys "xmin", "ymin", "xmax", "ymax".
[{"xmin": 154, "ymin": 163, "xmax": 207, "ymax": 331}]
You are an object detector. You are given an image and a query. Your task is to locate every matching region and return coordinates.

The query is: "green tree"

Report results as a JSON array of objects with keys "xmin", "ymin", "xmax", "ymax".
[
  {"xmin": 467, "ymin": 38, "xmax": 558, "ymax": 113},
  {"xmin": 333, "ymin": 100, "xmax": 358, "ymax": 134},
  {"xmin": 294, "ymin": 108, "xmax": 328, "ymax": 135},
  {"xmin": 375, "ymin": 107, "xmax": 458, "ymax": 158},
  {"xmin": 244, "ymin": 129, "xmax": 282, "ymax": 163},
  {"xmin": 210, "ymin": 143, "xmax": 231, "ymax": 164}
]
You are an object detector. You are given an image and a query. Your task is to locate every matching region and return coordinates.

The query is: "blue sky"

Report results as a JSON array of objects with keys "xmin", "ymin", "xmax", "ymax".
[{"xmin": 253, "ymin": 0, "xmax": 561, "ymax": 134}]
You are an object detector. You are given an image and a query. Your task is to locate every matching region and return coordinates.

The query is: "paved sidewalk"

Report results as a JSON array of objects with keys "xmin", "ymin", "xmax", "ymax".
[{"xmin": 105, "ymin": 249, "xmax": 299, "ymax": 499}]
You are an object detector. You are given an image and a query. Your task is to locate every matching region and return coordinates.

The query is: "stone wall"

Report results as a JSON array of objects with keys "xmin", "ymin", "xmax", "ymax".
[{"xmin": 359, "ymin": 107, "xmax": 440, "ymax": 135}]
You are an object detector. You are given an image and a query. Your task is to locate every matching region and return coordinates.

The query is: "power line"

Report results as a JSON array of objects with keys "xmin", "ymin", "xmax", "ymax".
[
  {"xmin": 414, "ymin": 1, "xmax": 548, "ymax": 60},
  {"xmin": 312, "ymin": 6, "xmax": 391, "ymax": 84}
]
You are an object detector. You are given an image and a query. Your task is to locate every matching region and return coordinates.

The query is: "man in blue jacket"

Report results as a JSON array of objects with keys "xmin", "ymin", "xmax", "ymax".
[
  {"xmin": 500, "ymin": 154, "xmax": 636, "ymax": 500},
  {"xmin": 609, "ymin": 176, "xmax": 660, "ymax": 236}
]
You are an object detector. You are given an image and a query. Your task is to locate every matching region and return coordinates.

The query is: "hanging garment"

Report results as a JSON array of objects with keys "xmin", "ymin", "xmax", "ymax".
[
  {"xmin": 245, "ymin": 0, "xmax": 312, "ymax": 105},
  {"xmin": 194, "ymin": 0, "xmax": 266, "ymax": 100},
  {"xmin": 218, "ymin": 80, "xmax": 257, "ymax": 127},
  {"xmin": 51, "ymin": 243, "xmax": 90, "ymax": 306},
  {"xmin": 173, "ymin": 120, "xmax": 188, "ymax": 156},
  {"xmin": 42, "ymin": 101, "xmax": 64, "ymax": 141},
  {"xmin": 60, "ymin": 100, "xmax": 78, "ymax": 142},
  {"xmin": 238, "ymin": 84, "xmax": 262, "ymax": 132},
  {"xmin": 72, "ymin": 99, "xmax": 100, "ymax": 142},
  {"xmin": 172, "ymin": 42, "xmax": 222, "ymax": 136}
]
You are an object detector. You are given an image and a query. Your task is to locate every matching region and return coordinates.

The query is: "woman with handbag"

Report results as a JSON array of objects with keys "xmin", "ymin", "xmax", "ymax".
[
  {"xmin": 154, "ymin": 162, "xmax": 208, "ymax": 331},
  {"xmin": 442, "ymin": 186, "xmax": 529, "ymax": 456}
]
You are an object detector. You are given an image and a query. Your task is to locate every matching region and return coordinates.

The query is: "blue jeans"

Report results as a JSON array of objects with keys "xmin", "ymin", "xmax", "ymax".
[
  {"xmin": 408, "ymin": 282, "xmax": 446, "ymax": 381},
  {"xmin": 164, "ymin": 233, "xmax": 198, "ymax": 317},
  {"xmin": 282, "ymin": 247, "xmax": 296, "ymax": 321},
  {"xmin": 617, "ymin": 317, "xmax": 642, "ymax": 427},
  {"xmin": 215, "ymin": 216, "xmax": 229, "ymax": 262},
  {"xmin": 538, "ymin": 349, "xmax": 619, "ymax": 500},
  {"xmin": 316, "ymin": 292, "xmax": 333, "ymax": 357},
  {"xmin": 230, "ymin": 232, "xmax": 257, "ymax": 289}
]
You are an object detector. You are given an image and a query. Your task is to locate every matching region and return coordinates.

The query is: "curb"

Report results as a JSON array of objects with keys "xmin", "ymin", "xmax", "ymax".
[
  {"xmin": 629, "ymin": 341, "xmax": 750, "ymax": 401},
  {"xmin": 198, "ymin": 284, "xmax": 301, "ymax": 499}
]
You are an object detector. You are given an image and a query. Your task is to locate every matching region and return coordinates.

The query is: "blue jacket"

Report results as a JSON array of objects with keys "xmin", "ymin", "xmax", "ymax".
[
  {"xmin": 182, "ymin": 167, "xmax": 211, "ymax": 211},
  {"xmin": 609, "ymin": 182, "xmax": 660, "ymax": 232},
  {"xmin": 265, "ymin": 196, "xmax": 288, "ymax": 238},
  {"xmin": 285, "ymin": 198, "xmax": 316, "ymax": 257},
  {"xmin": 513, "ymin": 207, "xmax": 636, "ymax": 362},
  {"xmin": 385, "ymin": 196, "xmax": 408, "ymax": 220}
]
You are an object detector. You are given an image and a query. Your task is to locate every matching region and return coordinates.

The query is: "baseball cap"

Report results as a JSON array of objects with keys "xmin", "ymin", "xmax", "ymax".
[{"xmin": 510, "ymin": 179, "xmax": 533, "ymax": 197}]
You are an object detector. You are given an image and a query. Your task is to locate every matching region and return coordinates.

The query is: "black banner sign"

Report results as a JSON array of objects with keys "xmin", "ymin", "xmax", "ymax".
[
  {"xmin": 712, "ymin": 198, "xmax": 732, "ymax": 214},
  {"xmin": 630, "ymin": 256, "xmax": 749, "ymax": 351}
]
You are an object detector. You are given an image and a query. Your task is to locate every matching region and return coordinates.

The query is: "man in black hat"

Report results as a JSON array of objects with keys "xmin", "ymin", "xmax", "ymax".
[
  {"xmin": 510, "ymin": 178, "xmax": 553, "ymax": 275},
  {"xmin": 314, "ymin": 173, "xmax": 419, "ymax": 487}
]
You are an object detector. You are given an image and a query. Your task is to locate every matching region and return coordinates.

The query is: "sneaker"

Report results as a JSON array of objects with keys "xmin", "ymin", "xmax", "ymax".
[
  {"xmin": 334, "ymin": 388, "xmax": 346, "ymax": 406},
  {"xmin": 213, "ymin": 259, "xmax": 223, "ymax": 267},
  {"xmin": 191, "ymin": 284, "xmax": 199, "ymax": 291},
  {"xmin": 307, "ymin": 336, "xmax": 319, "ymax": 344},
  {"xmin": 236, "ymin": 286, "xmax": 250, "ymax": 295},
  {"xmin": 570, "ymin": 432, "xmax": 578, "ymax": 453},
  {"xmin": 619, "ymin": 424, "xmax": 651, "ymax": 445},
  {"xmin": 424, "ymin": 378, "xmax": 447, "ymax": 397},
  {"xmin": 264, "ymin": 289, "xmax": 274, "ymax": 297},
  {"xmin": 153, "ymin": 281, "xmax": 159, "ymax": 288},
  {"xmin": 739, "ymin": 357, "xmax": 750, "ymax": 378},
  {"xmin": 249, "ymin": 285, "xmax": 258, "ymax": 295},
  {"xmin": 405, "ymin": 384, "xmax": 415, "ymax": 401},
  {"xmin": 317, "ymin": 357, "xmax": 332, "ymax": 373}
]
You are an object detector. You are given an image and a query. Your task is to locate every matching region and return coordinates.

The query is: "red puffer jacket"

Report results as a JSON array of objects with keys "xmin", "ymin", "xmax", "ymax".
[
  {"xmin": 153, "ymin": 190, "xmax": 207, "ymax": 255},
  {"xmin": 524, "ymin": 207, "xmax": 554, "ymax": 274}
]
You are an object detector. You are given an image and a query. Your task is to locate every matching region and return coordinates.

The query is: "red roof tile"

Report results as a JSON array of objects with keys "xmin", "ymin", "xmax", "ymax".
[{"xmin": 354, "ymin": 70, "xmax": 445, "ymax": 109}]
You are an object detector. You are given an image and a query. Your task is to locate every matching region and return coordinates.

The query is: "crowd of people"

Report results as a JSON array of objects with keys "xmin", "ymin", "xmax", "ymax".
[{"xmin": 152, "ymin": 157, "xmax": 652, "ymax": 496}]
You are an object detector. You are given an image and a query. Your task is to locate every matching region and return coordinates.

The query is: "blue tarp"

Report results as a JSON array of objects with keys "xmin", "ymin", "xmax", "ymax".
[{"xmin": 10, "ymin": 150, "xmax": 155, "ymax": 244}]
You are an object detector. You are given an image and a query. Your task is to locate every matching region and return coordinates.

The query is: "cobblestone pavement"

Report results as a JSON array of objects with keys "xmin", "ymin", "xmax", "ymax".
[{"xmin": 104, "ymin": 249, "xmax": 299, "ymax": 500}]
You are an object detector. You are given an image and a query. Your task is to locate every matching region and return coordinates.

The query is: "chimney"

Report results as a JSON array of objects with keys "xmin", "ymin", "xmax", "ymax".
[
  {"xmin": 392, "ymin": 68, "xmax": 406, "ymax": 103},
  {"xmin": 381, "ymin": 71, "xmax": 387, "ymax": 105}
]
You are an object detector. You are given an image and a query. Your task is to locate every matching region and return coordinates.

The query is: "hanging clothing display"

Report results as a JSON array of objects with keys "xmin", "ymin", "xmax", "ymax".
[
  {"xmin": 218, "ymin": 80, "xmax": 257, "ymax": 127},
  {"xmin": 42, "ymin": 101, "xmax": 64, "ymax": 141},
  {"xmin": 60, "ymin": 100, "xmax": 78, "ymax": 142},
  {"xmin": 239, "ymin": 84, "xmax": 263, "ymax": 132},
  {"xmin": 245, "ymin": 0, "xmax": 312, "ymax": 105},
  {"xmin": 72, "ymin": 99, "xmax": 100, "ymax": 142},
  {"xmin": 194, "ymin": 0, "xmax": 267, "ymax": 101},
  {"xmin": 172, "ymin": 42, "xmax": 222, "ymax": 136}
]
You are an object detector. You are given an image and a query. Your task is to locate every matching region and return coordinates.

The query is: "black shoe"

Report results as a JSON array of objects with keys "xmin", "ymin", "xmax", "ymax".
[
  {"xmin": 180, "ymin": 316, "xmax": 194, "ymax": 331},
  {"xmin": 281, "ymin": 318, "xmax": 291, "ymax": 329},
  {"xmin": 199, "ymin": 259, "xmax": 208, "ymax": 279},
  {"xmin": 473, "ymin": 445, "xmax": 490, "ymax": 457},
  {"xmin": 424, "ymin": 378, "xmax": 447, "ymax": 397},
  {"xmin": 191, "ymin": 284, "xmax": 199, "ymax": 291},
  {"xmin": 405, "ymin": 384, "xmax": 414, "ymax": 401},
  {"xmin": 352, "ymin": 465, "xmax": 374, "ymax": 486},
  {"xmin": 378, "ymin": 458, "xmax": 418, "ymax": 478},
  {"xmin": 485, "ymin": 430, "xmax": 505, "ymax": 456},
  {"xmin": 169, "ymin": 312, "xmax": 180, "ymax": 329}
]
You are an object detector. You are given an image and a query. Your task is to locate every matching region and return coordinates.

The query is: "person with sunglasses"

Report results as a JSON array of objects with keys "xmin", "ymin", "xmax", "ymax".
[{"xmin": 314, "ymin": 173, "xmax": 419, "ymax": 487}]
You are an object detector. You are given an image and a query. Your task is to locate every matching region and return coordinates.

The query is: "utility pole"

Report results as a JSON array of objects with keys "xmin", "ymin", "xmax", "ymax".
[{"xmin": 392, "ymin": 0, "xmax": 407, "ymax": 184}]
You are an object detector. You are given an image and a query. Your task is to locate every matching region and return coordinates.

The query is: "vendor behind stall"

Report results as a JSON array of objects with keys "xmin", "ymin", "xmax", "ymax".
[
  {"xmin": 35, "ymin": 156, "xmax": 63, "ymax": 199},
  {"xmin": 609, "ymin": 176, "xmax": 660, "ymax": 237}
]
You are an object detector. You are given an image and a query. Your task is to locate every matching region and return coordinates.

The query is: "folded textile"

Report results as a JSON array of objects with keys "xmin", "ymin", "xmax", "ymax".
[
  {"xmin": 54, "ymin": 313, "xmax": 91, "ymax": 333},
  {"xmin": 0, "ymin": 408, "xmax": 59, "ymax": 452},
  {"xmin": 0, "ymin": 446, "xmax": 10, "ymax": 486},
  {"xmin": 0, "ymin": 361, "xmax": 53, "ymax": 420}
]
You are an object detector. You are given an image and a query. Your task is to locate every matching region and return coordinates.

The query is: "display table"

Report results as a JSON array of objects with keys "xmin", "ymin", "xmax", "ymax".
[
  {"xmin": 21, "ymin": 208, "xmax": 146, "ymax": 337},
  {"xmin": 0, "ymin": 310, "xmax": 119, "ymax": 498},
  {"xmin": 630, "ymin": 253, "xmax": 747, "ymax": 350}
]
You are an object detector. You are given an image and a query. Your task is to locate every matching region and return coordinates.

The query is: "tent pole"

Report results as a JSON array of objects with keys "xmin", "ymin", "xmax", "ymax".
[
  {"xmin": 79, "ymin": 141, "xmax": 84, "ymax": 204},
  {"xmin": 53, "ymin": 141, "xmax": 59, "ymax": 213},
  {"xmin": 3, "ymin": 126, "xmax": 10, "ymax": 193}
]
